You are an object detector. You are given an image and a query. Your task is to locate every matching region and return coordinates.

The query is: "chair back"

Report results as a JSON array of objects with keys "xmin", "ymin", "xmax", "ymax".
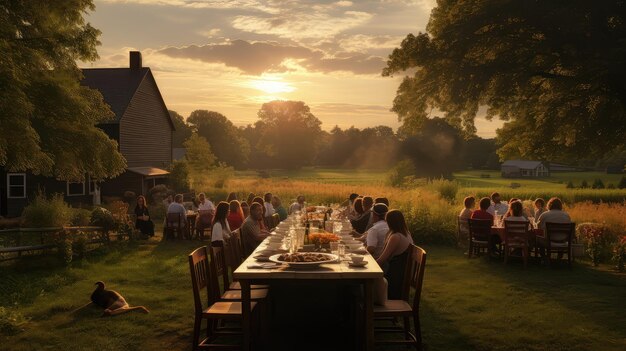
[
  {"xmin": 409, "ymin": 245, "xmax": 427, "ymax": 312},
  {"xmin": 209, "ymin": 243, "xmax": 230, "ymax": 293},
  {"xmin": 188, "ymin": 246, "xmax": 217, "ymax": 314},
  {"xmin": 467, "ymin": 218, "xmax": 492, "ymax": 242},
  {"xmin": 545, "ymin": 222, "xmax": 575, "ymax": 245},
  {"xmin": 399, "ymin": 245, "xmax": 415, "ymax": 302},
  {"xmin": 271, "ymin": 213, "xmax": 280, "ymax": 228},
  {"xmin": 228, "ymin": 229, "xmax": 244, "ymax": 268},
  {"xmin": 198, "ymin": 210, "xmax": 212, "ymax": 227},
  {"xmin": 166, "ymin": 212, "xmax": 184, "ymax": 228},
  {"xmin": 503, "ymin": 220, "xmax": 530, "ymax": 245}
]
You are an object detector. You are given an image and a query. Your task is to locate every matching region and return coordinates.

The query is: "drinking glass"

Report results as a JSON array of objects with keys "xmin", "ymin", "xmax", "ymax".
[
  {"xmin": 338, "ymin": 243, "xmax": 345, "ymax": 257},
  {"xmin": 330, "ymin": 242, "xmax": 339, "ymax": 254}
]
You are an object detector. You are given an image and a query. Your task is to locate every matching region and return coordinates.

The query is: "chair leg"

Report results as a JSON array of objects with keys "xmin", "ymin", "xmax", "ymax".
[
  {"xmin": 403, "ymin": 316, "xmax": 411, "ymax": 341},
  {"xmin": 468, "ymin": 241, "xmax": 473, "ymax": 258},
  {"xmin": 192, "ymin": 315, "xmax": 201, "ymax": 351},
  {"xmin": 523, "ymin": 248, "xmax": 528, "ymax": 268},
  {"xmin": 413, "ymin": 314, "xmax": 422, "ymax": 351},
  {"xmin": 504, "ymin": 247, "xmax": 508, "ymax": 265}
]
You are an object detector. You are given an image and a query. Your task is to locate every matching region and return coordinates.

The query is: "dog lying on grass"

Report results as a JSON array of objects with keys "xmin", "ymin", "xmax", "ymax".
[{"xmin": 90, "ymin": 281, "xmax": 149, "ymax": 316}]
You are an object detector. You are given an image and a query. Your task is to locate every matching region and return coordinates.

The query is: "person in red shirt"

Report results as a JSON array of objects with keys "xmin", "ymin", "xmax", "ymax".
[
  {"xmin": 471, "ymin": 197, "xmax": 494, "ymax": 221},
  {"xmin": 227, "ymin": 200, "xmax": 245, "ymax": 231}
]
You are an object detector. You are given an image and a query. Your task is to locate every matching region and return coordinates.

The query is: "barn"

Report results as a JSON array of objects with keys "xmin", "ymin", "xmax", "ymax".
[{"xmin": 501, "ymin": 160, "xmax": 550, "ymax": 178}]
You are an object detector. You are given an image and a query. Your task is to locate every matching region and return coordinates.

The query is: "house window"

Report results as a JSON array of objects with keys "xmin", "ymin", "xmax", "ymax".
[
  {"xmin": 67, "ymin": 180, "xmax": 85, "ymax": 196},
  {"xmin": 7, "ymin": 173, "xmax": 26, "ymax": 198},
  {"xmin": 87, "ymin": 175, "xmax": 97, "ymax": 194}
]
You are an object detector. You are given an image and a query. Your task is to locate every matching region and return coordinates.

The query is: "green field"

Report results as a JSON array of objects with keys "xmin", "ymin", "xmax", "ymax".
[
  {"xmin": 454, "ymin": 170, "xmax": 625, "ymax": 189},
  {"xmin": 234, "ymin": 168, "xmax": 388, "ymax": 184},
  {"xmin": 1, "ymin": 239, "xmax": 624, "ymax": 351}
]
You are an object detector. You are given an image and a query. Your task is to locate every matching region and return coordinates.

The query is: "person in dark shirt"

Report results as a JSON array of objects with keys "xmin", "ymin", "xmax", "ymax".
[
  {"xmin": 134, "ymin": 195, "xmax": 154, "ymax": 237},
  {"xmin": 471, "ymin": 197, "xmax": 494, "ymax": 221}
]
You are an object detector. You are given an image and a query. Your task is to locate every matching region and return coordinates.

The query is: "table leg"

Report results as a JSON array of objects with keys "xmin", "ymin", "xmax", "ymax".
[
  {"xmin": 364, "ymin": 279, "xmax": 374, "ymax": 351},
  {"xmin": 241, "ymin": 280, "xmax": 252, "ymax": 351}
]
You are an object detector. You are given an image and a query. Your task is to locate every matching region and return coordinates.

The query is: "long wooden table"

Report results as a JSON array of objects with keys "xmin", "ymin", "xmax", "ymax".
[{"xmin": 233, "ymin": 234, "xmax": 383, "ymax": 350}]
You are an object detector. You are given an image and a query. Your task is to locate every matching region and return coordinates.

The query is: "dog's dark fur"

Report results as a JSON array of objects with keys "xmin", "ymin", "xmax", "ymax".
[{"xmin": 90, "ymin": 281, "xmax": 149, "ymax": 316}]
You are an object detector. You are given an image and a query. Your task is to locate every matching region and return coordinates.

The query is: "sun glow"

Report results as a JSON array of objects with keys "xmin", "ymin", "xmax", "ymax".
[{"xmin": 248, "ymin": 79, "xmax": 295, "ymax": 94}]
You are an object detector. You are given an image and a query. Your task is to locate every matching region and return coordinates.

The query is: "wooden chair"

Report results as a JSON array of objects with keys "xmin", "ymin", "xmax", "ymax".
[
  {"xmin": 542, "ymin": 222, "xmax": 575, "ymax": 268},
  {"xmin": 165, "ymin": 213, "xmax": 185, "ymax": 240},
  {"xmin": 503, "ymin": 220, "xmax": 531, "ymax": 268},
  {"xmin": 208, "ymin": 244, "xmax": 269, "ymax": 300},
  {"xmin": 467, "ymin": 219, "xmax": 493, "ymax": 258},
  {"xmin": 457, "ymin": 216, "xmax": 469, "ymax": 248},
  {"xmin": 374, "ymin": 245, "xmax": 427, "ymax": 350},
  {"xmin": 226, "ymin": 232, "xmax": 269, "ymax": 291},
  {"xmin": 188, "ymin": 246, "xmax": 257, "ymax": 350},
  {"xmin": 196, "ymin": 210, "xmax": 213, "ymax": 240}
]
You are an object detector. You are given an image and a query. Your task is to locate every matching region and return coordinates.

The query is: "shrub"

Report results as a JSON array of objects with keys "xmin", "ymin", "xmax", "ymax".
[
  {"xmin": 70, "ymin": 208, "xmax": 92, "ymax": 226},
  {"xmin": 22, "ymin": 192, "xmax": 72, "ymax": 228},
  {"xmin": 55, "ymin": 233, "xmax": 73, "ymax": 266},
  {"xmin": 619, "ymin": 176, "xmax": 626, "ymax": 189},
  {"xmin": 148, "ymin": 204, "xmax": 166, "ymax": 222},
  {"xmin": 169, "ymin": 160, "xmax": 190, "ymax": 192},
  {"xmin": 577, "ymin": 223, "xmax": 618, "ymax": 265},
  {"xmin": 213, "ymin": 162, "xmax": 235, "ymax": 188},
  {"xmin": 566, "ymin": 180, "xmax": 575, "ymax": 189},
  {"xmin": 148, "ymin": 184, "xmax": 170, "ymax": 204},
  {"xmin": 427, "ymin": 178, "xmax": 460, "ymax": 202},
  {"xmin": 613, "ymin": 236, "xmax": 626, "ymax": 272},
  {"xmin": 386, "ymin": 159, "xmax": 416, "ymax": 187},
  {"xmin": 71, "ymin": 231, "xmax": 88, "ymax": 259},
  {"xmin": 592, "ymin": 179, "xmax": 605, "ymax": 189},
  {"xmin": 580, "ymin": 180, "xmax": 589, "ymax": 188},
  {"xmin": 607, "ymin": 183, "xmax": 616, "ymax": 189},
  {"xmin": 123, "ymin": 191, "xmax": 136, "ymax": 203},
  {"xmin": 90, "ymin": 207, "xmax": 115, "ymax": 232}
]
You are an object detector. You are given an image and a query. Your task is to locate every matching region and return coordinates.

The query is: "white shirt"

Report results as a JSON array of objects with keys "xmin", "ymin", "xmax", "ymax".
[
  {"xmin": 211, "ymin": 221, "xmax": 231, "ymax": 242},
  {"xmin": 264, "ymin": 202, "xmax": 275, "ymax": 217},
  {"xmin": 536, "ymin": 210, "xmax": 571, "ymax": 231},
  {"xmin": 487, "ymin": 202, "xmax": 509, "ymax": 216},
  {"xmin": 366, "ymin": 220, "xmax": 390, "ymax": 258},
  {"xmin": 288, "ymin": 202, "xmax": 303, "ymax": 214},
  {"xmin": 198, "ymin": 200, "xmax": 215, "ymax": 212}
]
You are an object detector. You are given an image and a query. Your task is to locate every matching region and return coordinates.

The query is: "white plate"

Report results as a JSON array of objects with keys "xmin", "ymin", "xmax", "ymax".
[{"xmin": 268, "ymin": 253, "xmax": 339, "ymax": 269}]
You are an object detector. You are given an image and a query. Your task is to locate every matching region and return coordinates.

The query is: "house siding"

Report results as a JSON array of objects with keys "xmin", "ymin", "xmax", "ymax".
[{"xmin": 119, "ymin": 72, "xmax": 172, "ymax": 168}]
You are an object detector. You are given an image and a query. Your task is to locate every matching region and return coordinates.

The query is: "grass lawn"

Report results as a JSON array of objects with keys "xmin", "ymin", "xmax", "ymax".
[
  {"xmin": 453, "ymin": 170, "xmax": 625, "ymax": 189},
  {"xmin": 235, "ymin": 168, "xmax": 388, "ymax": 184},
  {"xmin": 1, "ymin": 239, "xmax": 624, "ymax": 351}
]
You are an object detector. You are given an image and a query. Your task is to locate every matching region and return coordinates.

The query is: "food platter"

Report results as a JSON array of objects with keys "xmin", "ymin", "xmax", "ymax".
[{"xmin": 268, "ymin": 252, "xmax": 338, "ymax": 269}]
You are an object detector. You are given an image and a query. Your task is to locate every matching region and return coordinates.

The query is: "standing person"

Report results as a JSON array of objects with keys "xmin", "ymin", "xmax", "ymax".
[
  {"xmin": 487, "ymin": 192, "xmax": 509, "ymax": 216},
  {"xmin": 226, "ymin": 192, "xmax": 237, "ymax": 202},
  {"xmin": 211, "ymin": 202, "xmax": 232, "ymax": 245},
  {"xmin": 134, "ymin": 195, "xmax": 154, "ymax": 237},
  {"xmin": 263, "ymin": 192, "xmax": 275, "ymax": 218},
  {"xmin": 227, "ymin": 200, "xmax": 245, "ymax": 231},
  {"xmin": 459, "ymin": 196, "xmax": 476, "ymax": 219},
  {"xmin": 358, "ymin": 203, "xmax": 390, "ymax": 258},
  {"xmin": 272, "ymin": 195, "xmax": 288, "ymax": 221},
  {"xmin": 240, "ymin": 202, "xmax": 270, "ymax": 257},
  {"xmin": 289, "ymin": 195, "xmax": 306, "ymax": 214},
  {"xmin": 376, "ymin": 209, "xmax": 414, "ymax": 300}
]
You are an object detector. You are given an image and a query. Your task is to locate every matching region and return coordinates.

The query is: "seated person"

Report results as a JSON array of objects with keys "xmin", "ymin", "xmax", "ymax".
[
  {"xmin": 536, "ymin": 197, "xmax": 571, "ymax": 231},
  {"xmin": 534, "ymin": 198, "xmax": 547, "ymax": 218},
  {"xmin": 289, "ymin": 195, "xmax": 306, "ymax": 214},
  {"xmin": 459, "ymin": 196, "xmax": 475, "ymax": 219},
  {"xmin": 361, "ymin": 196, "xmax": 376, "ymax": 231},
  {"xmin": 134, "ymin": 195, "xmax": 154, "ymax": 237},
  {"xmin": 470, "ymin": 197, "xmax": 494, "ymax": 221},
  {"xmin": 487, "ymin": 192, "xmax": 509, "ymax": 216},
  {"xmin": 504, "ymin": 201, "xmax": 528, "ymax": 223},
  {"xmin": 227, "ymin": 200, "xmax": 245, "ymax": 231},
  {"xmin": 374, "ymin": 197, "xmax": 390, "ymax": 207},
  {"xmin": 197, "ymin": 193, "xmax": 215, "ymax": 214},
  {"xmin": 166, "ymin": 194, "xmax": 188, "ymax": 236},
  {"xmin": 360, "ymin": 203, "xmax": 390, "ymax": 258},
  {"xmin": 376, "ymin": 209, "xmax": 414, "ymax": 302},
  {"xmin": 241, "ymin": 201, "xmax": 250, "ymax": 218},
  {"xmin": 211, "ymin": 202, "xmax": 232, "ymax": 245},
  {"xmin": 240, "ymin": 202, "xmax": 270, "ymax": 257},
  {"xmin": 347, "ymin": 193, "xmax": 359, "ymax": 219},
  {"xmin": 503, "ymin": 198, "xmax": 529, "ymax": 219},
  {"xmin": 349, "ymin": 197, "xmax": 369, "ymax": 234},
  {"xmin": 263, "ymin": 192, "xmax": 275, "ymax": 218},
  {"xmin": 272, "ymin": 195, "xmax": 288, "ymax": 221}
]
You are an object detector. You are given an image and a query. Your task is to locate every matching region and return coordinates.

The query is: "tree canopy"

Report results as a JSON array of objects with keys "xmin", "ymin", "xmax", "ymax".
[
  {"xmin": 187, "ymin": 110, "xmax": 250, "ymax": 169},
  {"xmin": 384, "ymin": 0, "xmax": 626, "ymax": 162},
  {"xmin": 169, "ymin": 110, "xmax": 192, "ymax": 148},
  {"xmin": 0, "ymin": 0, "xmax": 126, "ymax": 180},
  {"xmin": 254, "ymin": 101, "xmax": 322, "ymax": 168}
]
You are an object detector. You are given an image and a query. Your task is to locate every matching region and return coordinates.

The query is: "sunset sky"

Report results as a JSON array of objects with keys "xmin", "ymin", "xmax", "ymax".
[{"xmin": 84, "ymin": 0, "xmax": 501, "ymax": 137}]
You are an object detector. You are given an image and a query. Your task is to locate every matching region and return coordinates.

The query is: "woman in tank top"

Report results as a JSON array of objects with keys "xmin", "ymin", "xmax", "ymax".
[{"xmin": 376, "ymin": 210, "xmax": 414, "ymax": 300}]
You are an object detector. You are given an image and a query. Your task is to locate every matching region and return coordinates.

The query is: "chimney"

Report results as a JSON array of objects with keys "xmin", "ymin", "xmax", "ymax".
[{"xmin": 129, "ymin": 51, "xmax": 142, "ymax": 70}]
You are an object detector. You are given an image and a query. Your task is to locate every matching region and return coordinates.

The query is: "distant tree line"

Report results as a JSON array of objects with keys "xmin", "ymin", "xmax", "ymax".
[{"xmin": 170, "ymin": 100, "xmax": 500, "ymax": 177}]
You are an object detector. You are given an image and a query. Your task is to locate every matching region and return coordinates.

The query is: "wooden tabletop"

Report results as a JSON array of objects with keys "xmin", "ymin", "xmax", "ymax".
[{"xmin": 233, "ymin": 236, "xmax": 383, "ymax": 280}]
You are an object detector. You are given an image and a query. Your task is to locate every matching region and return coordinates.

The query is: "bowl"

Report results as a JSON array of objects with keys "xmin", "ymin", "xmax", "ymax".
[{"xmin": 351, "ymin": 256, "xmax": 364, "ymax": 263}]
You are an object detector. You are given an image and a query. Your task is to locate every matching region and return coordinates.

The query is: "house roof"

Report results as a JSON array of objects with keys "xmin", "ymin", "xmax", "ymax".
[
  {"xmin": 81, "ymin": 68, "xmax": 175, "ymax": 130},
  {"xmin": 127, "ymin": 167, "xmax": 170, "ymax": 177},
  {"xmin": 501, "ymin": 160, "xmax": 543, "ymax": 169},
  {"xmin": 81, "ymin": 68, "xmax": 149, "ymax": 121}
]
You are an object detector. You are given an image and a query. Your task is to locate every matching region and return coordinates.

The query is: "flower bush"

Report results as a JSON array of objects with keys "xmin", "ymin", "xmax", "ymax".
[
  {"xmin": 577, "ymin": 223, "xmax": 618, "ymax": 266},
  {"xmin": 612, "ymin": 236, "xmax": 626, "ymax": 272}
]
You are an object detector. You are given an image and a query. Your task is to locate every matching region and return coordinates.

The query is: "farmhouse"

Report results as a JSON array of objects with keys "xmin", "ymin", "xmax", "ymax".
[
  {"xmin": 0, "ymin": 51, "xmax": 174, "ymax": 217},
  {"xmin": 501, "ymin": 160, "xmax": 550, "ymax": 178}
]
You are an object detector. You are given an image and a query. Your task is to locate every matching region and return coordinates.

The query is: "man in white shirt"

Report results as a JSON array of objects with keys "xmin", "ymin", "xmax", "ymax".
[
  {"xmin": 487, "ymin": 192, "xmax": 509, "ymax": 216},
  {"xmin": 536, "ymin": 197, "xmax": 571, "ymax": 231},
  {"xmin": 197, "ymin": 193, "xmax": 215, "ymax": 213},
  {"xmin": 288, "ymin": 195, "xmax": 305, "ymax": 214},
  {"xmin": 263, "ymin": 192, "xmax": 275, "ymax": 217},
  {"xmin": 358, "ymin": 203, "xmax": 389, "ymax": 258}
]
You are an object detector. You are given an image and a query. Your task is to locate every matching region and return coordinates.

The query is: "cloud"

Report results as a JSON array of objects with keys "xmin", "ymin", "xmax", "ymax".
[
  {"xmin": 98, "ymin": 0, "xmax": 281, "ymax": 14},
  {"xmin": 157, "ymin": 39, "xmax": 385, "ymax": 75}
]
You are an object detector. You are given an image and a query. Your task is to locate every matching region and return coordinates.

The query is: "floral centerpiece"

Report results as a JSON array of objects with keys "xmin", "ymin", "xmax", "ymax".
[{"xmin": 309, "ymin": 232, "xmax": 339, "ymax": 247}]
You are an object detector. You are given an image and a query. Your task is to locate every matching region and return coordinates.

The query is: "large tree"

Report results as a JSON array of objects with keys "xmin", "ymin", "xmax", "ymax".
[
  {"xmin": 255, "ymin": 101, "xmax": 322, "ymax": 168},
  {"xmin": 187, "ymin": 110, "xmax": 250, "ymax": 169},
  {"xmin": 0, "ymin": 0, "xmax": 126, "ymax": 181},
  {"xmin": 384, "ymin": 0, "xmax": 626, "ymax": 163},
  {"xmin": 169, "ymin": 110, "xmax": 192, "ymax": 148}
]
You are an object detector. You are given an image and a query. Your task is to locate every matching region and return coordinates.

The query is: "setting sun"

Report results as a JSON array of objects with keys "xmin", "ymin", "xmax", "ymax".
[{"xmin": 249, "ymin": 79, "xmax": 295, "ymax": 94}]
